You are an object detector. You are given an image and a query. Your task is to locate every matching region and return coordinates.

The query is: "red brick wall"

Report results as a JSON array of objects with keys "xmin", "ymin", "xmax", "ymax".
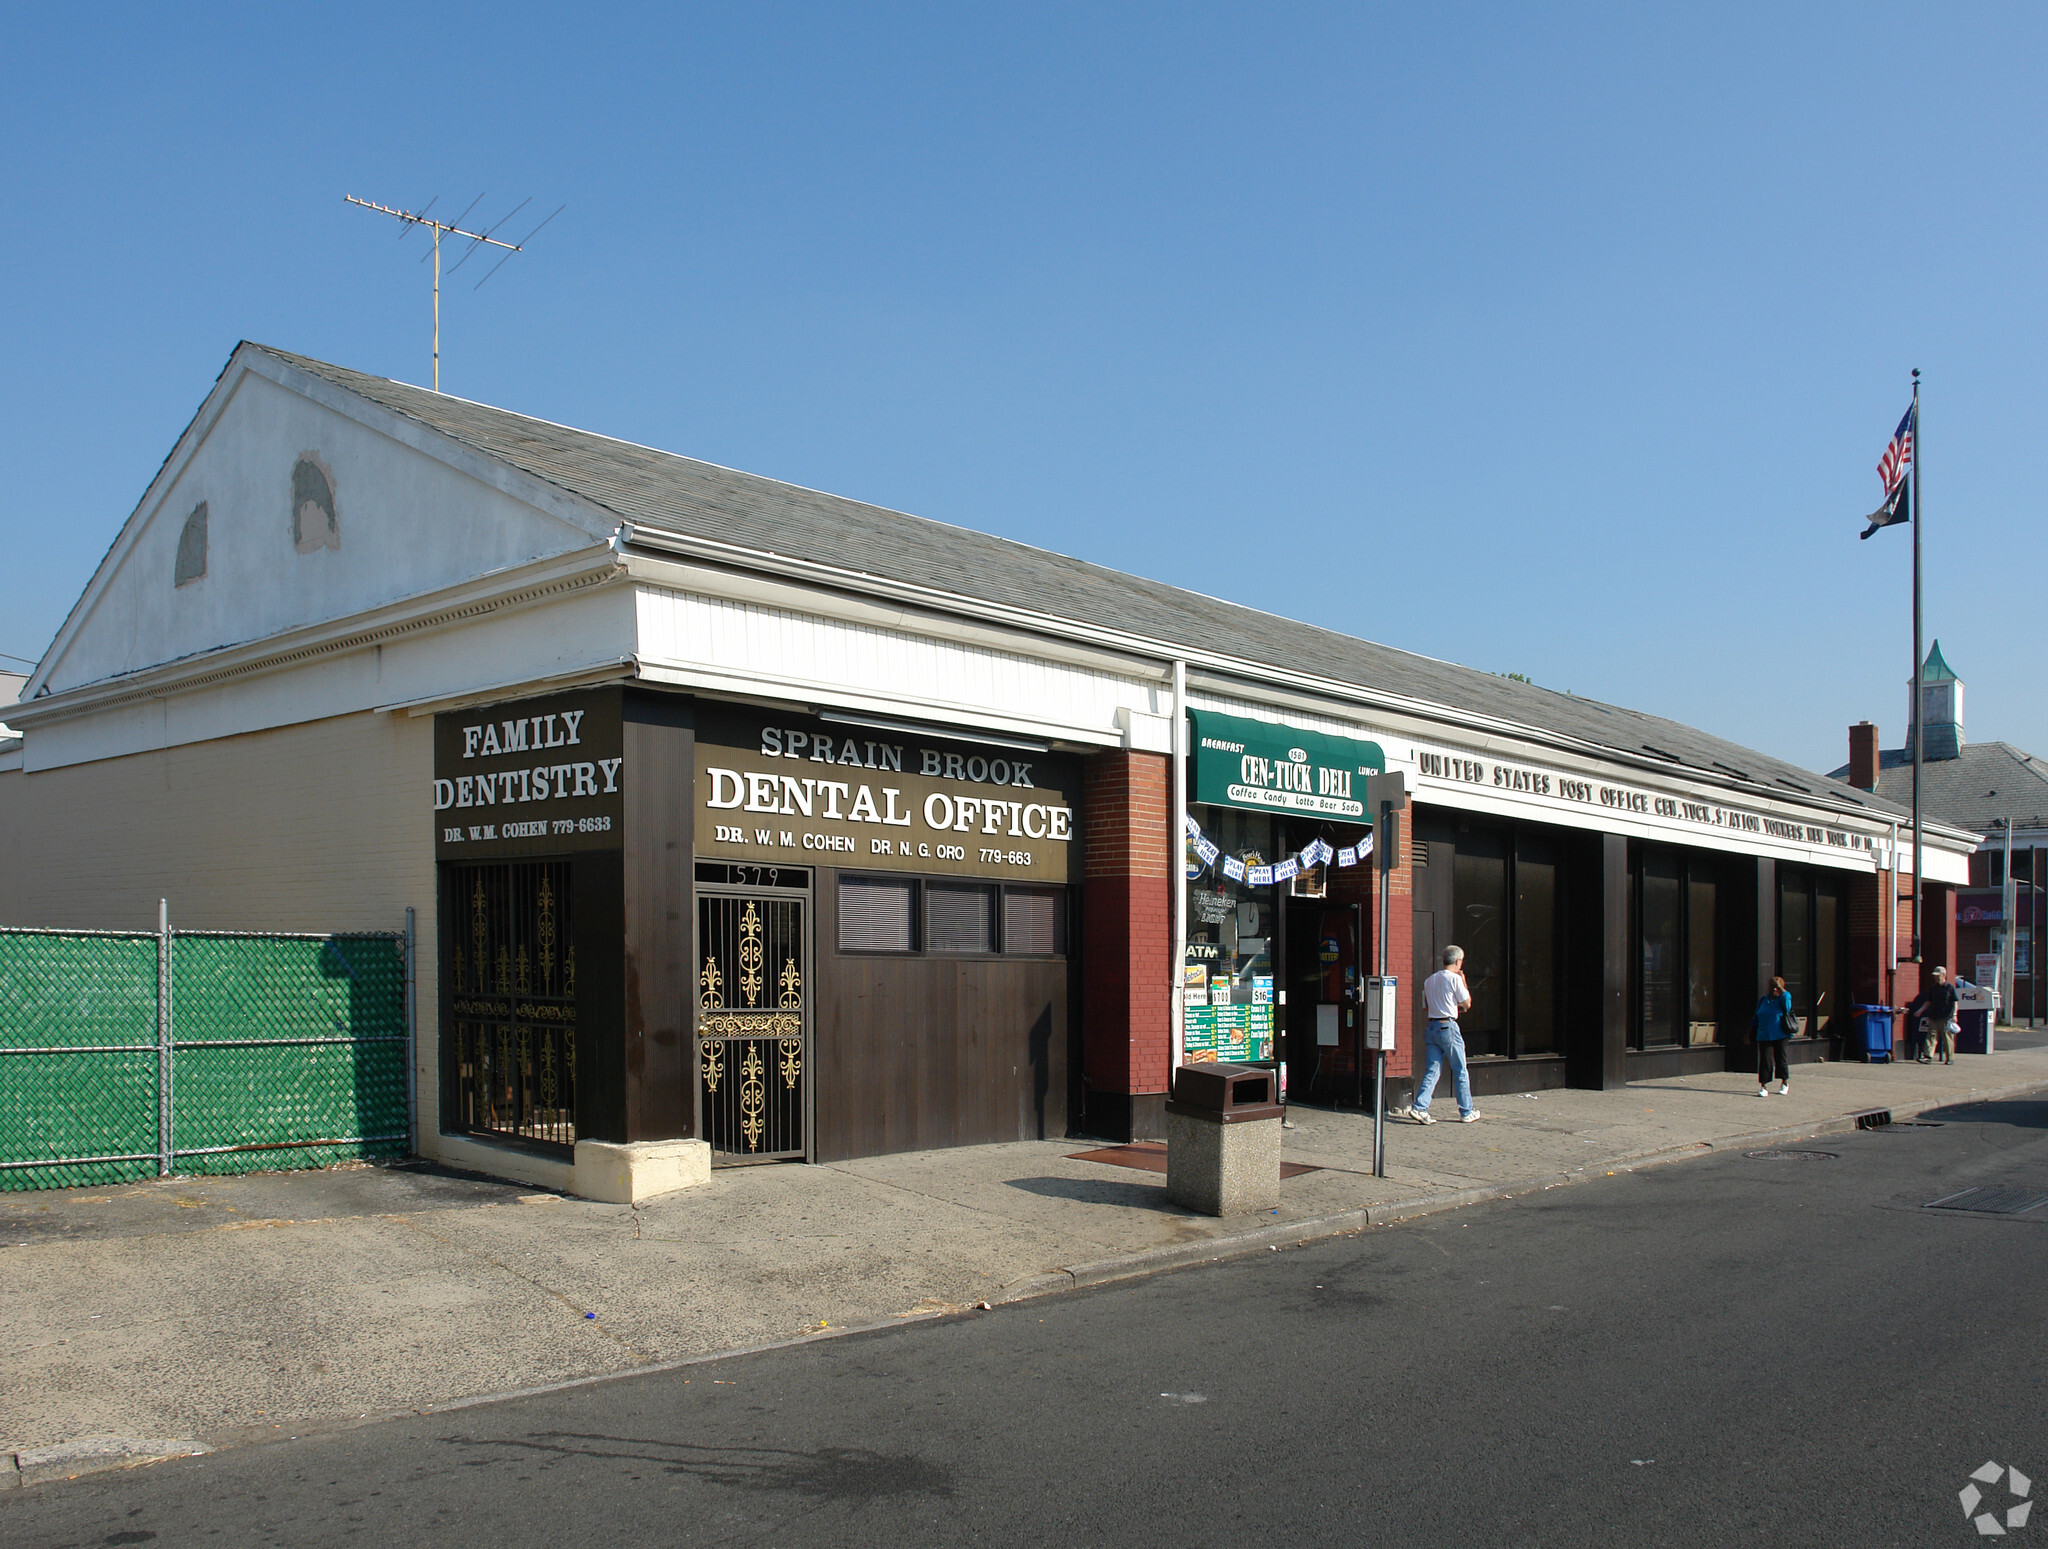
[{"xmin": 1081, "ymin": 751, "xmax": 1171, "ymax": 1099}]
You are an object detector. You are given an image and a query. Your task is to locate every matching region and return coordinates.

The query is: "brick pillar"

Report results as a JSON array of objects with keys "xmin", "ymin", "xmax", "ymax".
[
  {"xmin": 1080, "ymin": 750, "xmax": 1171, "ymax": 1140},
  {"xmin": 1365, "ymin": 841, "xmax": 1416, "ymax": 1092}
]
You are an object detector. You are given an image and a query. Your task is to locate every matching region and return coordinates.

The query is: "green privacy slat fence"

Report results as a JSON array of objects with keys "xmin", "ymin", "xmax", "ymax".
[
  {"xmin": 0, "ymin": 926, "xmax": 412, "ymax": 1191},
  {"xmin": 0, "ymin": 931, "xmax": 160, "ymax": 1190}
]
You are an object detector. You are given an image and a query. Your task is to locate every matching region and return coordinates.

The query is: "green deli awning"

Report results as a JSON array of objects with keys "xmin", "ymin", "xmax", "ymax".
[{"xmin": 1188, "ymin": 709, "xmax": 1386, "ymax": 819}]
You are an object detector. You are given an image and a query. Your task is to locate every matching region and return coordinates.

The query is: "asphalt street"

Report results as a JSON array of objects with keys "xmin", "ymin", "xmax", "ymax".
[{"xmin": 6, "ymin": 1095, "xmax": 2046, "ymax": 1549}]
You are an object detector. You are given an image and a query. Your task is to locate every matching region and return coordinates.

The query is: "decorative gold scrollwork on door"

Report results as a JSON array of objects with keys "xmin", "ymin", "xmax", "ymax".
[
  {"xmin": 739, "ymin": 901, "xmax": 765, "ymax": 1006},
  {"xmin": 698, "ymin": 894, "xmax": 807, "ymax": 1158}
]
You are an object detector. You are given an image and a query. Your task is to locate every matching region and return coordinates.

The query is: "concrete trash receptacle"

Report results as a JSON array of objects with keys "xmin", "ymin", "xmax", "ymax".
[{"xmin": 1166, "ymin": 1062, "xmax": 1283, "ymax": 1216}]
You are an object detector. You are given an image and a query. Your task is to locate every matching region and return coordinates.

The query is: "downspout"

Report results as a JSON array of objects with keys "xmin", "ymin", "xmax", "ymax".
[
  {"xmin": 1170, "ymin": 659, "xmax": 1187, "ymax": 1078},
  {"xmin": 1888, "ymin": 819, "xmax": 1899, "ymax": 981}
]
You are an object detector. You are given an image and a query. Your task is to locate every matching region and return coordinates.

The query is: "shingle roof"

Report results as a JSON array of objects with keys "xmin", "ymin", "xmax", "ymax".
[
  {"xmin": 1828, "ymin": 742, "xmax": 2048, "ymax": 837},
  {"xmin": 262, "ymin": 344, "xmax": 1909, "ymax": 824}
]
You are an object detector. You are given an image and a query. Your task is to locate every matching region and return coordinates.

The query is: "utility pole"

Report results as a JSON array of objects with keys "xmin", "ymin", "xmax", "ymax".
[
  {"xmin": 346, "ymin": 195, "xmax": 562, "ymax": 392},
  {"xmin": 1909, "ymin": 369, "xmax": 1924, "ymax": 961}
]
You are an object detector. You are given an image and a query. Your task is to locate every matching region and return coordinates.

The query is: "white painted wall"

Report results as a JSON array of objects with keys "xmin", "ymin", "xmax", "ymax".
[{"xmin": 43, "ymin": 369, "xmax": 603, "ymax": 695}]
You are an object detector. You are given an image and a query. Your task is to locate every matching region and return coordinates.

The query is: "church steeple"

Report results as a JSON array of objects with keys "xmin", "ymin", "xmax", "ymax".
[{"xmin": 1909, "ymin": 640, "xmax": 1963, "ymax": 760}]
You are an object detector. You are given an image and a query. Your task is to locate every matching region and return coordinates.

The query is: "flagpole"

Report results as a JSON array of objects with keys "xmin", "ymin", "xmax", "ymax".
[{"xmin": 1910, "ymin": 367, "xmax": 1923, "ymax": 964}]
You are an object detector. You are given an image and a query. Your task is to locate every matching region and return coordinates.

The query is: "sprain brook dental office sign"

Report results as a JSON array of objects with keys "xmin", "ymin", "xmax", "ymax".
[
  {"xmin": 694, "ymin": 706, "xmax": 1077, "ymax": 882},
  {"xmin": 1189, "ymin": 708, "xmax": 1386, "ymax": 820}
]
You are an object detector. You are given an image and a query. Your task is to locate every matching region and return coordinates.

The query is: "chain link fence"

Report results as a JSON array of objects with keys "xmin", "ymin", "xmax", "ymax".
[{"xmin": 0, "ymin": 911, "xmax": 415, "ymax": 1191}]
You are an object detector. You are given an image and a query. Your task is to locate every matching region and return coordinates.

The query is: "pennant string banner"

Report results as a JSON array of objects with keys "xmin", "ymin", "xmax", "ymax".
[{"xmin": 1185, "ymin": 816, "xmax": 1370, "ymax": 883}]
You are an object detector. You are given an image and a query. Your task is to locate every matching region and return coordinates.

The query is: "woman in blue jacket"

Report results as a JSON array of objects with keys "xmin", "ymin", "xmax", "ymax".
[{"xmin": 1754, "ymin": 975, "xmax": 1794, "ymax": 1097}]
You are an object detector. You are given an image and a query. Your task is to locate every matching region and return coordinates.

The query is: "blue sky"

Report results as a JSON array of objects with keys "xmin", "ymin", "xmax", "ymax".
[{"xmin": 4, "ymin": 5, "xmax": 2042, "ymax": 775}]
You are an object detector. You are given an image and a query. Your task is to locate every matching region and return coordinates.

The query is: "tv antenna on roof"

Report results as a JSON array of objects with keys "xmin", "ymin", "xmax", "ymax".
[{"xmin": 345, "ymin": 194, "xmax": 564, "ymax": 392}]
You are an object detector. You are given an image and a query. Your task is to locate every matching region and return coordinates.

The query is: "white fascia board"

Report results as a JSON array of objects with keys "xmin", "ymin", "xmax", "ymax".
[
  {"xmin": 22, "ymin": 583, "xmax": 635, "ymax": 772},
  {"xmin": 29, "ymin": 346, "xmax": 623, "ymax": 702},
  {"xmin": 613, "ymin": 523, "xmax": 1906, "ymax": 841},
  {"xmin": 618, "ymin": 550, "xmax": 1169, "ymax": 686},
  {"xmin": 629, "ymin": 659, "xmax": 1125, "ymax": 751},
  {"xmin": 381, "ymin": 661, "xmax": 637, "ymax": 718}
]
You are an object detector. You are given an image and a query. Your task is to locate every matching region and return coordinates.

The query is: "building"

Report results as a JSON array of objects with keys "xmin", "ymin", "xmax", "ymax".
[
  {"xmin": 1833, "ymin": 643, "xmax": 2048, "ymax": 1022},
  {"xmin": 0, "ymin": 344, "xmax": 1976, "ymax": 1199}
]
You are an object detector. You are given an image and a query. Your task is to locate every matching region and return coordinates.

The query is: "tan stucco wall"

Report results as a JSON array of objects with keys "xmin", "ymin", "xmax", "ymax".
[{"xmin": 0, "ymin": 710, "xmax": 444, "ymax": 1156}]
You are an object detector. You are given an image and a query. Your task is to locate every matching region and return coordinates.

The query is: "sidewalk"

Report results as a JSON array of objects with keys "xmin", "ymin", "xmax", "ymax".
[{"xmin": 6, "ymin": 1039, "xmax": 2047, "ymax": 1474}]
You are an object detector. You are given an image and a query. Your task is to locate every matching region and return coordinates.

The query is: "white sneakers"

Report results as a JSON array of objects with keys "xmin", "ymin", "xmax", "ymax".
[
  {"xmin": 1758, "ymin": 1086, "xmax": 1770, "ymax": 1097},
  {"xmin": 1778, "ymin": 1083, "xmax": 1790, "ymax": 1096},
  {"xmin": 1414, "ymin": 1110, "xmax": 1438, "ymax": 1125},
  {"xmin": 1460, "ymin": 1111, "xmax": 1484, "ymax": 1123}
]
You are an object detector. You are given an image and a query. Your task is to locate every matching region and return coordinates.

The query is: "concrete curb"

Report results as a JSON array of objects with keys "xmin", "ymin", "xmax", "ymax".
[
  {"xmin": 4, "ymin": 1438, "xmax": 211, "ymax": 1489},
  {"xmin": 994, "ymin": 1074, "xmax": 2048, "ymax": 1304}
]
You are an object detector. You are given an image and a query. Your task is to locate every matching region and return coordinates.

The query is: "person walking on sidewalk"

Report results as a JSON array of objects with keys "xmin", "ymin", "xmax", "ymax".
[
  {"xmin": 1405, "ymin": 945, "xmax": 1479, "ymax": 1125},
  {"xmin": 1754, "ymin": 975, "xmax": 1794, "ymax": 1096},
  {"xmin": 1905, "ymin": 967, "xmax": 1960, "ymax": 1065}
]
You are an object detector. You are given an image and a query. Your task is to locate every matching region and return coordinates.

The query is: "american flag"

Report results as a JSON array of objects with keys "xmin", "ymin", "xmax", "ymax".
[{"xmin": 1877, "ymin": 403, "xmax": 1916, "ymax": 494}]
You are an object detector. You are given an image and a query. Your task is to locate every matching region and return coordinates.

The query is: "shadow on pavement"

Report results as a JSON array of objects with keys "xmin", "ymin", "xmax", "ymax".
[
  {"xmin": 1003, "ymin": 1174, "xmax": 1174, "ymax": 1209},
  {"xmin": 1913, "ymin": 1096, "xmax": 2048, "ymax": 1131}
]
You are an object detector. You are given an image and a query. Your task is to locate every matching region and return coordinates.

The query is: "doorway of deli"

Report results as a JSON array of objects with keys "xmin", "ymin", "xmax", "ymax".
[{"xmin": 1182, "ymin": 708, "xmax": 1387, "ymax": 1106}]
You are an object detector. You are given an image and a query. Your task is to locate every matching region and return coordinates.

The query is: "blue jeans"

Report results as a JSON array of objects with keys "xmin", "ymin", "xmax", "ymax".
[{"xmin": 1414, "ymin": 1019, "xmax": 1472, "ymax": 1117}]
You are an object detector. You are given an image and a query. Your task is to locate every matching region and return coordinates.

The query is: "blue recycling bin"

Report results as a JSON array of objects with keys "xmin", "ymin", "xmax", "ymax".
[{"xmin": 1853, "ymin": 1005, "xmax": 1895, "ymax": 1063}]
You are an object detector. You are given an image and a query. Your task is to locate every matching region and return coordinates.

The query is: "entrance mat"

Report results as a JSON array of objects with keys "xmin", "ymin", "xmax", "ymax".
[{"xmin": 1067, "ymin": 1142, "xmax": 1320, "ymax": 1179}]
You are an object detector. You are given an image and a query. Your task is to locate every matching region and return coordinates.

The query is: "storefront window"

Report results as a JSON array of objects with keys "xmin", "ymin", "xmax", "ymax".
[
  {"xmin": 840, "ymin": 875, "xmax": 917, "ymax": 953},
  {"xmin": 1003, "ymin": 887, "xmax": 1065, "ymax": 956},
  {"xmin": 1452, "ymin": 827, "xmax": 1508, "ymax": 1058},
  {"xmin": 928, "ymin": 882, "xmax": 997, "ymax": 954},
  {"xmin": 1779, "ymin": 872, "xmax": 1811, "ymax": 1034},
  {"xmin": 1513, "ymin": 831, "xmax": 1559, "ymax": 1056},
  {"xmin": 1183, "ymin": 806, "xmax": 1278, "ymax": 1064},
  {"xmin": 1640, "ymin": 848, "xmax": 1683, "ymax": 1048},
  {"xmin": 1814, "ymin": 876, "xmax": 1840, "ymax": 1036},
  {"xmin": 1687, "ymin": 864, "xmax": 1718, "ymax": 1044}
]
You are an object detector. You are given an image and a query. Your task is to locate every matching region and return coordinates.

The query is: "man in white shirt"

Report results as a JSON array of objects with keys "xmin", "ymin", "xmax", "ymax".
[{"xmin": 1400, "ymin": 944, "xmax": 1479, "ymax": 1124}]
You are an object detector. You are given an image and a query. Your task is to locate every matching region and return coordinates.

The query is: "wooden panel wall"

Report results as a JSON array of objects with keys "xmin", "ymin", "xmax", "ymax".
[
  {"xmin": 621, "ymin": 691, "xmax": 694, "ymax": 1142},
  {"xmin": 812, "ymin": 867, "xmax": 1070, "ymax": 1163}
]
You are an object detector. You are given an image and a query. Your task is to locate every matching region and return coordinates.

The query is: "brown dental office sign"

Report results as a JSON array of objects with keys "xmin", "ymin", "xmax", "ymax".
[
  {"xmin": 433, "ymin": 688, "xmax": 624, "ymax": 859},
  {"xmin": 694, "ymin": 705, "xmax": 1077, "ymax": 882}
]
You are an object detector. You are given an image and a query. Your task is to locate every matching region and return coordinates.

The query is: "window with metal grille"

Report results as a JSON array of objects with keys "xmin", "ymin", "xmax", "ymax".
[
  {"xmin": 838, "ymin": 875, "xmax": 917, "ymax": 952},
  {"xmin": 1003, "ymin": 887, "xmax": 1065, "ymax": 956},
  {"xmin": 927, "ymin": 882, "xmax": 997, "ymax": 954}
]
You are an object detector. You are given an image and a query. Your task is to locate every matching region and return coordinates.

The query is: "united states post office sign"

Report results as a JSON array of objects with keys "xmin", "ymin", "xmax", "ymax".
[
  {"xmin": 434, "ymin": 688, "xmax": 624, "ymax": 858},
  {"xmin": 1188, "ymin": 708, "xmax": 1385, "ymax": 819},
  {"xmin": 694, "ymin": 706, "xmax": 1077, "ymax": 882}
]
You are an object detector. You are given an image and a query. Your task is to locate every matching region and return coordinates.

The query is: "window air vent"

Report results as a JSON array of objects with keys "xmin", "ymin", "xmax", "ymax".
[
  {"xmin": 1410, "ymin": 840, "xmax": 1430, "ymax": 869},
  {"xmin": 1641, "ymin": 744, "xmax": 1681, "ymax": 763},
  {"xmin": 1776, "ymin": 776, "xmax": 1812, "ymax": 794}
]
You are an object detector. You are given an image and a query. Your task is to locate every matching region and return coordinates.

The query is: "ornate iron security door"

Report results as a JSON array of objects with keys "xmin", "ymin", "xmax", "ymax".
[
  {"xmin": 446, "ymin": 862, "xmax": 576, "ymax": 1152},
  {"xmin": 696, "ymin": 892, "xmax": 808, "ymax": 1162}
]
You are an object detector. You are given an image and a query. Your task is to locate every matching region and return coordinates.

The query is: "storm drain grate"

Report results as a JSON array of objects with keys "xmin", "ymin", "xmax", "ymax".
[
  {"xmin": 1744, "ymin": 1149, "xmax": 1838, "ymax": 1161},
  {"xmin": 1925, "ymin": 1186, "xmax": 2048, "ymax": 1217}
]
